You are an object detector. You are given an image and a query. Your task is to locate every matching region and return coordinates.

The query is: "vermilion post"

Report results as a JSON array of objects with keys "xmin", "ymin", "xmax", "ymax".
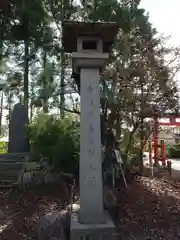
[{"xmin": 161, "ymin": 140, "xmax": 166, "ymax": 166}]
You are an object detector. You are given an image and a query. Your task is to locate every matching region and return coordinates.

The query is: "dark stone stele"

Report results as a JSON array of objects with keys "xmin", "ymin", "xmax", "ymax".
[{"xmin": 8, "ymin": 103, "xmax": 29, "ymax": 153}]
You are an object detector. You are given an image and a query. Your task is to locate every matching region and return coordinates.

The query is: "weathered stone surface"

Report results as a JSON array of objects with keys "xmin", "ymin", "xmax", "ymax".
[
  {"xmin": 22, "ymin": 160, "xmax": 62, "ymax": 189},
  {"xmin": 39, "ymin": 159, "xmax": 61, "ymax": 184},
  {"xmin": 8, "ymin": 103, "xmax": 29, "ymax": 153},
  {"xmin": 79, "ymin": 67, "xmax": 104, "ymax": 223},
  {"xmin": 70, "ymin": 210, "xmax": 116, "ymax": 240},
  {"xmin": 38, "ymin": 213, "xmax": 66, "ymax": 240},
  {"xmin": 0, "ymin": 209, "xmax": 4, "ymax": 220},
  {"xmin": 44, "ymin": 172, "xmax": 60, "ymax": 184},
  {"xmin": 103, "ymin": 186, "xmax": 119, "ymax": 221},
  {"xmin": 22, "ymin": 172, "xmax": 33, "ymax": 187},
  {"xmin": 22, "ymin": 171, "xmax": 43, "ymax": 189},
  {"xmin": 40, "ymin": 158, "xmax": 49, "ymax": 169},
  {"xmin": 103, "ymin": 186, "xmax": 117, "ymax": 208},
  {"xmin": 38, "ymin": 204, "xmax": 80, "ymax": 240}
]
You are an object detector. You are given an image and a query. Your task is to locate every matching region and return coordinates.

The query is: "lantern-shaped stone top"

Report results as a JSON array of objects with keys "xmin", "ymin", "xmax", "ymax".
[{"xmin": 63, "ymin": 21, "xmax": 119, "ymax": 53}]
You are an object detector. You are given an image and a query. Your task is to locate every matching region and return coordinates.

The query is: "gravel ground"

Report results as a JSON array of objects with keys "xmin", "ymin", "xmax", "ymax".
[
  {"xmin": 115, "ymin": 176, "xmax": 180, "ymax": 239},
  {"xmin": 0, "ymin": 183, "xmax": 70, "ymax": 240},
  {"xmin": 1, "ymin": 176, "xmax": 180, "ymax": 240}
]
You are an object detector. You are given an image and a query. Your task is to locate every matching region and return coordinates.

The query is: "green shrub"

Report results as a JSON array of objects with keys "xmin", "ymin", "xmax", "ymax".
[
  {"xmin": 28, "ymin": 114, "xmax": 80, "ymax": 174},
  {"xmin": 0, "ymin": 141, "xmax": 7, "ymax": 153},
  {"xmin": 168, "ymin": 144, "xmax": 180, "ymax": 158}
]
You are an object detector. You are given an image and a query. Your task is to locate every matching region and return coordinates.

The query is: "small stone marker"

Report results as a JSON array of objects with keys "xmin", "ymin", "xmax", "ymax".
[{"xmin": 8, "ymin": 103, "xmax": 29, "ymax": 153}]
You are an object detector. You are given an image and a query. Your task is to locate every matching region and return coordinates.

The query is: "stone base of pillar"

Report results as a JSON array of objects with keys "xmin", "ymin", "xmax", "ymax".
[{"xmin": 70, "ymin": 210, "xmax": 116, "ymax": 240}]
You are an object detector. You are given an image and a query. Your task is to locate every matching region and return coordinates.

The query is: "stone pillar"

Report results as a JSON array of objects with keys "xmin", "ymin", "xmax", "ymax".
[
  {"xmin": 62, "ymin": 21, "xmax": 119, "ymax": 240},
  {"xmin": 80, "ymin": 68, "xmax": 104, "ymax": 224}
]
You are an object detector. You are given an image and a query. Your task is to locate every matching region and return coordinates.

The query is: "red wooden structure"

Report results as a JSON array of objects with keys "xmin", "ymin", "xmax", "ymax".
[
  {"xmin": 160, "ymin": 140, "xmax": 166, "ymax": 165},
  {"xmin": 153, "ymin": 113, "xmax": 180, "ymax": 164}
]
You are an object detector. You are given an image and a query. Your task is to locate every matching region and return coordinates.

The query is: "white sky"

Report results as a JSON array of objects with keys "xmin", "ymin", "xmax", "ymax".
[
  {"xmin": 140, "ymin": 0, "xmax": 180, "ymax": 47},
  {"xmin": 140, "ymin": 0, "xmax": 180, "ymax": 84}
]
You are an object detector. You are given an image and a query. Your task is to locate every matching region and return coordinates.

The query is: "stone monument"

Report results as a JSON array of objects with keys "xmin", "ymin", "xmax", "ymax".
[
  {"xmin": 63, "ymin": 21, "xmax": 119, "ymax": 240},
  {"xmin": 8, "ymin": 103, "xmax": 29, "ymax": 153}
]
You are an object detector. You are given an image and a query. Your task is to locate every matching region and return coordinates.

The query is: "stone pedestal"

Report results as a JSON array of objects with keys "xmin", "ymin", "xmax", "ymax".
[{"xmin": 70, "ymin": 211, "xmax": 116, "ymax": 240}]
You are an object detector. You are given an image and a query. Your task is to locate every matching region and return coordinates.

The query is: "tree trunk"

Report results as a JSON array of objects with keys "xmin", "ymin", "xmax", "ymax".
[
  {"xmin": 30, "ymin": 85, "xmax": 34, "ymax": 120},
  {"xmin": 23, "ymin": 39, "xmax": 29, "ymax": 151},
  {"xmin": 0, "ymin": 16, "xmax": 6, "ymax": 134},
  {"xmin": 24, "ymin": 39, "xmax": 29, "ymax": 117},
  {"xmin": 30, "ymin": 103, "xmax": 33, "ymax": 120},
  {"xmin": 124, "ymin": 122, "xmax": 139, "ymax": 158},
  {"xmin": 116, "ymin": 110, "xmax": 121, "ymax": 142},
  {"xmin": 139, "ymin": 78, "xmax": 144, "ymax": 173},
  {"xmin": 60, "ymin": 3, "xmax": 65, "ymax": 118},
  {"xmin": 8, "ymin": 92, "xmax": 13, "ymax": 123},
  {"xmin": 0, "ymin": 92, "xmax": 4, "ymax": 135},
  {"xmin": 60, "ymin": 45, "xmax": 65, "ymax": 117},
  {"xmin": 0, "ymin": 15, "xmax": 6, "ymax": 60},
  {"xmin": 42, "ymin": 51, "xmax": 48, "ymax": 113},
  {"xmin": 140, "ymin": 116, "xmax": 144, "ymax": 173}
]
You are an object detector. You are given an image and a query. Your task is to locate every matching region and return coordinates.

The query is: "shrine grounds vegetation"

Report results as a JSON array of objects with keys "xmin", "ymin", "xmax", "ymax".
[
  {"xmin": 168, "ymin": 144, "xmax": 180, "ymax": 159},
  {"xmin": 28, "ymin": 114, "xmax": 80, "ymax": 174},
  {"xmin": 1, "ymin": 0, "xmax": 180, "ymax": 165},
  {"xmin": 1, "ymin": 1, "xmax": 180, "ymax": 239}
]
